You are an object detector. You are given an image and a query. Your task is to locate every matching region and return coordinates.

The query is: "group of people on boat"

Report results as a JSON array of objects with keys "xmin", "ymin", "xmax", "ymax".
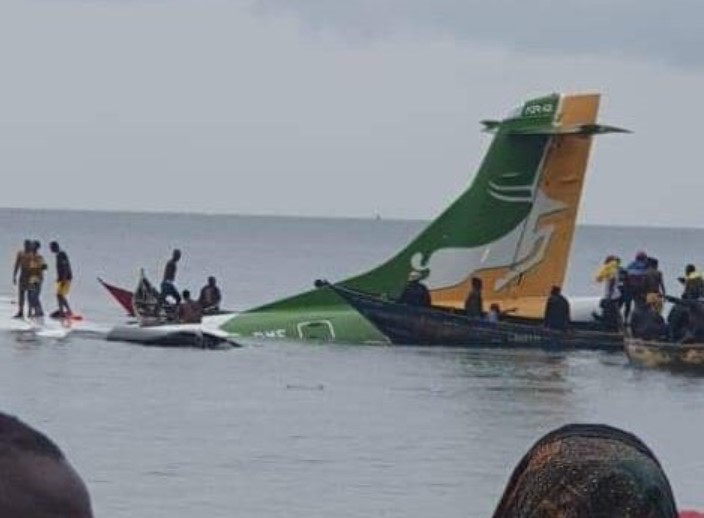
[
  {"xmin": 148, "ymin": 249, "xmax": 223, "ymax": 323},
  {"xmin": 399, "ymin": 270, "xmax": 572, "ymax": 330},
  {"xmin": 12, "ymin": 239, "xmax": 73, "ymax": 319},
  {"xmin": 398, "ymin": 249, "xmax": 704, "ymax": 343},
  {"xmin": 595, "ymin": 251, "xmax": 704, "ymax": 343}
]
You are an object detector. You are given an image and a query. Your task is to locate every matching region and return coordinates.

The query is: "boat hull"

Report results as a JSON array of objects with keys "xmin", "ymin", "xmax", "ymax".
[
  {"xmin": 625, "ymin": 338, "xmax": 704, "ymax": 372},
  {"xmin": 330, "ymin": 285, "xmax": 623, "ymax": 350}
]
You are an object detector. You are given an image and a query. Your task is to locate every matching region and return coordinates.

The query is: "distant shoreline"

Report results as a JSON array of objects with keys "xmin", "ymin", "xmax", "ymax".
[{"xmin": 0, "ymin": 206, "xmax": 700, "ymax": 232}]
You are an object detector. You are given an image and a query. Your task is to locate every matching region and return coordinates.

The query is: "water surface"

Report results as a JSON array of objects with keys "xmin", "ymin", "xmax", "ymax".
[{"xmin": 0, "ymin": 209, "xmax": 702, "ymax": 516}]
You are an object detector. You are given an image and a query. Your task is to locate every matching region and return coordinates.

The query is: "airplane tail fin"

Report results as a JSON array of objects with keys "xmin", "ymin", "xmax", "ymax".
[{"xmin": 343, "ymin": 93, "xmax": 627, "ymax": 317}]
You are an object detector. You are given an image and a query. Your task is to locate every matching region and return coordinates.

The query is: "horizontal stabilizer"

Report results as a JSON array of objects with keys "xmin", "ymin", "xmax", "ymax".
[
  {"xmin": 481, "ymin": 120, "xmax": 502, "ymax": 132},
  {"xmin": 508, "ymin": 123, "xmax": 631, "ymax": 136}
]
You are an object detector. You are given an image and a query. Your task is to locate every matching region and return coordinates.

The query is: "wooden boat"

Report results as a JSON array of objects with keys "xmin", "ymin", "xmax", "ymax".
[
  {"xmin": 99, "ymin": 272, "xmax": 176, "ymax": 320},
  {"xmin": 625, "ymin": 337, "xmax": 704, "ymax": 372},
  {"xmin": 99, "ymin": 273, "xmax": 227, "ymax": 322},
  {"xmin": 329, "ymin": 284, "xmax": 623, "ymax": 351},
  {"xmin": 99, "ymin": 274, "xmax": 238, "ymax": 349},
  {"xmin": 98, "ymin": 277, "xmax": 136, "ymax": 316}
]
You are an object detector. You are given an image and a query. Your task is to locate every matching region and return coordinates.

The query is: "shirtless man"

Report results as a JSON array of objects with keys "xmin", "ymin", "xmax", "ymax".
[{"xmin": 12, "ymin": 239, "xmax": 33, "ymax": 318}]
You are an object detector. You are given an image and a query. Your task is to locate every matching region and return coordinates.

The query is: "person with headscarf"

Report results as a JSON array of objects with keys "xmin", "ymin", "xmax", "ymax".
[{"xmin": 492, "ymin": 423, "xmax": 679, "ymax": 518}]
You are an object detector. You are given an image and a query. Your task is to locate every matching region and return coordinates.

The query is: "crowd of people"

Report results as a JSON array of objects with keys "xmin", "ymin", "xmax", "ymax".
[
  {"xmin": 11, "ymin": 242, "xmax": 224, "ymax": 324},
  {"xmin": 595, "ymin": 251, "xmax": 704, "ymax": 342},
  {"xmin": 12, "ymin": 239, "xmax": 73, "ymax": 319},
  {"xmin": 396, "ymin": 252, "xmax": 704, "ymax": 343}
]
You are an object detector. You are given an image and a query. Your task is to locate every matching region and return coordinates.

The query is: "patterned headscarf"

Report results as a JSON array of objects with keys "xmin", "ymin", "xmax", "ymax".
[{"xmin": 492, "ymin": 424, "xmax": 678, "ymax": 518}]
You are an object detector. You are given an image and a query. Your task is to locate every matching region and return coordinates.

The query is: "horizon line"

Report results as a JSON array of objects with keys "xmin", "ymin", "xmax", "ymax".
[{"xmin": 0, "ymin": 205, "xmax": 700, "ymax": 232}]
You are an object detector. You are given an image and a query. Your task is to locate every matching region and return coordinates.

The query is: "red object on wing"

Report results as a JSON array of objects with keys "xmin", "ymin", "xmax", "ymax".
[
  {"xmin": 680, "ymin": 512, "xmax": 704, "ymax": 518},
  {"xmin": 98, "ymin": 278, "xmax": 135, "ymax": 317}
]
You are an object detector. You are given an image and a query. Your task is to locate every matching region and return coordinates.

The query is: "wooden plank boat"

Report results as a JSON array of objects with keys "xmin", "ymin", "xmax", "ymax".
[
  {"xmin": 625, "ymin": 337, "xmax": 704, "ymax": 372},
  {"xmin": 99, "ymin": 274, "xmax": 228, "ymax": 322},
  {"xmin": 329, "ymin": 284, "xmax": 623, "ymax": 351}
]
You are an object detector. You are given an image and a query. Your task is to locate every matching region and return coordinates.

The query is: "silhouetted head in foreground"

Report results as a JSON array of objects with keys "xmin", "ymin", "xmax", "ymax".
[
  {"xmin": 0, "ymin": 412, "xmax": 93, "ymax": 517},
  {"xmin": 492, "ymin": 424, "xmax": 678, "ymax": 518}
]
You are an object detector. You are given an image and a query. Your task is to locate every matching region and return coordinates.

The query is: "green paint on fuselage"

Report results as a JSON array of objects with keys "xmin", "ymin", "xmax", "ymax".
[{"xmin": 224, "ymin": 287, "xmax": 388, "ymax": 344}]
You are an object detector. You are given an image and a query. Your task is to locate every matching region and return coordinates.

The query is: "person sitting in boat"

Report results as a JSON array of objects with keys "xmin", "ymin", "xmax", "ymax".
[
  {"xmin": 464, "ymin": 277, "xmax": 484, "ymax": 318},
  {"xmin": 630, "ymin": 299, "xmax": 667, "ymax": 341},
  {"xmin": 198, "ymin": 276, "xmax": 222, "ymax": 314},
  {"xmin": 177, "ymin": 290, "xmax": 202, "ymax": 324},
  {"xmin": 398, "ymin": 270, "xmax": 431, "ymax": 307},
  {"xmin": 594, "ymin": 255, "xmax": 623, "ymax": 331},
  {"xmin": 665, "ymin": 295, "xmax": 704, "ymax": 344},
  {"xmin": 668, "ymin": 265, "xmax": 704, "ymax": 341},
  {"xmin": 486, "ymin": 303, "xmax": 501, "ymax": 323},
  {"xmin": 543, "ymin": 285, "xmax": 570, "ymax": 331},
  {"xmin": 158, "ymin": 249, "xmax": 182, "ymax": 308}
]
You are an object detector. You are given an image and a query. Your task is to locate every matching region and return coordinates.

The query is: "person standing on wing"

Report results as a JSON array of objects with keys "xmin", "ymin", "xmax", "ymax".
[
  {"xmin": 12, "ymin": 239, "xmax": 33, "ymax": 318},
  {"xmin": 27, "ymin": 241, "xmax": 47, "ymax": 318},
  {"xmin": 158, "ymin": 249, "xmax": 182, "ymax": 309},
  {"xmin": 49, "ymin": 241, "xmax": 73, "ymax": 318}
]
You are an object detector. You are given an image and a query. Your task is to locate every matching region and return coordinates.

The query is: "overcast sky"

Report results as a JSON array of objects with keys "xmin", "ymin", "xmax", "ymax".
[{"xmin": 2, "ymin": 0, "xmax": 704, "ymax": 227}]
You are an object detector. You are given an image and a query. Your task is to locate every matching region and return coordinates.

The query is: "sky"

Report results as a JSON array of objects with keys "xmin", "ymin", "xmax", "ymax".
[{"xmin": 1, "ymin": 0, "xmax": 704, "ymax": 227}]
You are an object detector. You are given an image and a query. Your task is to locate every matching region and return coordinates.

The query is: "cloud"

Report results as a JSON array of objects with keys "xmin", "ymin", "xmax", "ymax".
[{"xmin": 254, "ymin": 0, "xmax": 704, "ymax": 68}]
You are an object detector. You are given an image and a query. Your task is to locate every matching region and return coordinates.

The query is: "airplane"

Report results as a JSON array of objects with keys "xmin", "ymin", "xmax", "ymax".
[{"xmin": 219, "ymin": 92, "xmax": 628, "ymax": 344}]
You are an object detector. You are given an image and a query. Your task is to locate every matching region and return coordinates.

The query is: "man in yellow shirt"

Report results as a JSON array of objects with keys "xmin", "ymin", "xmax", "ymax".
[{"xmin": 26, "ymin": 241, "xmax": 47, "ymax": 318}]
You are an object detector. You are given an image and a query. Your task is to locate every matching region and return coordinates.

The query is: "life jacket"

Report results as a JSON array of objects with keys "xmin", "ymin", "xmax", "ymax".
[
  {"xmin": 683, "ymin": 272, "xmax": 704, "ymax": 300},
  {"xmin": 17, "ymin": 251, "xmax": 32, "ymax": 273},
  {"xmin": 27, "ymin": 254, "xmax": 46, "ymax": 285},
  {"xmin": 595, "ymin": 260, "xmax": 622, "ymax": 300},
  {"xmin": 595, "ymin": 260, "xmax": 619, "ymax": 283}
]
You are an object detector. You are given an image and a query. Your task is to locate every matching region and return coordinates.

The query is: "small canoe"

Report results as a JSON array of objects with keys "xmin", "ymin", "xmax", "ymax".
[
  {"xmin": 98, "ymin": 277, "xmax": 136, "ymax": 316},
  {"xmin": 98, "ymin": 275, "xmax": 229, "ymax": 321},
  {"xmin": 625, "ymin": 337, "xmax": 704, "ymax": 372}
]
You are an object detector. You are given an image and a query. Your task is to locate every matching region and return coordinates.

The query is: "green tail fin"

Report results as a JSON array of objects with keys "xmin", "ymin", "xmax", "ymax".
[{"xmin": 227, "ymin": 92, "xmax": 625, "ymax": 336}]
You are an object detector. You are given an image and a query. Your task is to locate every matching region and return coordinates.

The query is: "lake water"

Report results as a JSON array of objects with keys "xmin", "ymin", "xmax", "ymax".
[{"xmin": 0, "ymin": 209, "xmax": 702, "ymax": 517}]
